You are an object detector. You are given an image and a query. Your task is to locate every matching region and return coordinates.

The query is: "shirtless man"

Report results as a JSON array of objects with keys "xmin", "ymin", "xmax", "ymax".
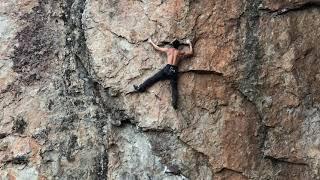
[{"xmin": 133, "ymin": 39, "xmax": 193, "ymax": 109}]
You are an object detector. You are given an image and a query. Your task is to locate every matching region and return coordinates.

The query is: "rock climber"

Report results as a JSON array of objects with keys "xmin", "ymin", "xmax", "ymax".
[{"xmin": 133, "ymin": 38, "xmax": 193, "ymax": 109}]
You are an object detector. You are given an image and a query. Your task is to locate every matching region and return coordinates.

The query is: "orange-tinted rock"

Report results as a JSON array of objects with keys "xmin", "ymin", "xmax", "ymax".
[{"xmin": 258, "ymin": 5, "xmax": 320, "ymax": 170}]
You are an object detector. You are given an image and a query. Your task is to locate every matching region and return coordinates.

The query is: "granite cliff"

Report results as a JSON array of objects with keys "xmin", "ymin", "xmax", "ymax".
[{"xmin": 0, "ymin": 0, "xmax": 320, "ymax": 179}]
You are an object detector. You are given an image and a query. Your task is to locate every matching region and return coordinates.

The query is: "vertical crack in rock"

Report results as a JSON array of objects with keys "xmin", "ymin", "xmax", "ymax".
[
  {"xmin": 62, "ymin": 0, "xmax": 138, "ymax": 178},
  {"xmin": 236, "ymin": 0, "xmax": 269, "ymax": 159},
  {"xmin": 62, "ymin": 0, "xmax": 109, "ymax": 178},
  {"xmin": 235, "ymin": 87, "xmax": 268, "ymax": 151},
  {"xmin": 238, "ymin": 0, "xmax": 262, "ymax": 97}
]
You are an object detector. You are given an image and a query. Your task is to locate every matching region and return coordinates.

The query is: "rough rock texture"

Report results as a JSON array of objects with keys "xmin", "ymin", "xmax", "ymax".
[{"xmin": 0, "ymin": 0, "xmax": 319, "ymax": 179}]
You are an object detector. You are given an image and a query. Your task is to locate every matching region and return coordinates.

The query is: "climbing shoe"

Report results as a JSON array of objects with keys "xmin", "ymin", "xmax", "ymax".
[
  {"xmin": 172, "ymin": 102, "xmax": 178, "ymax": 110},
  {"xmin": 133, "ymin": 85, "xmax": 142, "ymax": 92}
]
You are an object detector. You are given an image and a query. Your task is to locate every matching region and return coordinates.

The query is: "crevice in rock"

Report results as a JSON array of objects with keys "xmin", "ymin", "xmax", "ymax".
[
  {"xmin": 260, "ymin": 1, "xmax": 320, "ymax": 16},
  {"xmin": 138, "ymin": 2, "xmax": 165, "ymax": 32},
  {"xmin": 3, "ymin": 155, "xmax": 29, "ymax": 166},
  {"xmin": 238, "ymin": 0, "xmax": 262, "ymax": 85},
  {"xmin": 140, "ymin": 126, "xmax": 175, "ymax": 133},
  {"xmin": 92, "ymin": 23, "xmax": 151, "ymax": 46},
  {"xmin": 215, "ymin": 167, "xmax": 245, "ymax": 175},
  {"xmin": 112, "ymin": 118, "xmax": 175, "ymax": 134},
  {"xmin": 180, "ymin": 69, "xmax": 223, "ymax": 76},
  {"xmin": 65, "ymin": 134, "xmax": 78, "ymax": 162},
  {"xmin": 264, "ymin": 155, "xmax": 309, "ymax": 166},
  {"xmin": 233, "ymin": 83, "xmax": 269, "ymax": 152},
  {"xmin": 0, "ymin": 133, "xmax": 9, "ymax": 139},
  {"xmin": 235, "ymin": 0, "xmax": 275, "ymax": 170},
  {"xmin": 84, "ymin": 14, "xmax": 146, "ymax": 45},
  {"xmin": 61, "ymin": 0, "xmax": 111, "ymax": 178},
  {"xmin": 189, "ymin": 13, "xmax": 202, "ymax": 38},
  {"xmin": 178, "ymin": 138, "xmax": 211, "ymax": 164},
  {"xmin": 103, "ymin": 28, "xmax": 139, "ymax": 45},
  {"xmin": 93, "ymin": 147, "xmax": 109, "ymax": 180}
]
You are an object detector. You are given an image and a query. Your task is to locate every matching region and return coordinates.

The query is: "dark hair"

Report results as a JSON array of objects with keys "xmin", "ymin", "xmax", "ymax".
[{"xmin": 171, "ymin": 39, "xmax": 180, "ymax": 49}]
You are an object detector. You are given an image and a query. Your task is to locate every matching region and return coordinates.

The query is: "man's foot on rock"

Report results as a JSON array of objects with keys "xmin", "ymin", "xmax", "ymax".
[
  {"xmin": 125, "ymin": 85, "xmax": 142, "ymax": 95},
  {"xmin": 133, "ymin": 85, "xmax": 141, "ymax": 92},
  {"xmin": 172, "ymin": 102, "xmax": 178, "ymax": 110}
]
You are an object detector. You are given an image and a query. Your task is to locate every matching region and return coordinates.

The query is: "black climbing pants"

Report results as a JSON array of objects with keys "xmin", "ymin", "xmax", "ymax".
[{"xmin": 138, "ymin": 64, "xmax": 178, "ymax": 108}]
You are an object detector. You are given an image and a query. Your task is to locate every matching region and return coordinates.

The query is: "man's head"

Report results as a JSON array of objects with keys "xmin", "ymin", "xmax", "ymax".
[{"xmin": 171, "ymin": 39, "xmax": 181, "ymax": 49}]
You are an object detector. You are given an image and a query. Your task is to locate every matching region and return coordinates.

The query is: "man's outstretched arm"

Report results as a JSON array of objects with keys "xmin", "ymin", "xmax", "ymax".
[
  {"xmin": 149, "ymin": 39, "xmax": 168, "ymax": 53},
  {"xmin": 179, "ymin": 39, "xmax": 193, "ymax": 57}
]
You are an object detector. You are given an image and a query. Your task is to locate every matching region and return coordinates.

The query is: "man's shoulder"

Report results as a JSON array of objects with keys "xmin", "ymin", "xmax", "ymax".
[{"xmin": 165, "ymin": 48, "xmax": 175, "ymax": 53}]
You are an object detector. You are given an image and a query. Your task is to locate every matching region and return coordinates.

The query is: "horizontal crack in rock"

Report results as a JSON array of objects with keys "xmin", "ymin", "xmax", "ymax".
[
  {"xmin": 180, "ymin": 69, "xmax": 223, "ymax": 76},
  {"xmin": 260, "ymin": 1, "xmax": 320, "ymax": 16},
  {"xmin": 264, "ymin": 155, "xmax": 309, "ymax": 166},
  {"xmin": 215, "ymin": 167, "xmax": 245, "ymax": 175}
]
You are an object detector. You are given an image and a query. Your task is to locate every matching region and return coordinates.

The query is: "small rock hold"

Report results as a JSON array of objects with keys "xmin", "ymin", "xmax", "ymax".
[
  {"xmin": 0, "ymin": 133, "xmax": 8, "ymax": 139},
  {"xmin": 164, "ymin": 164, "xmax": 182, "ymax": 175},
  {"xmin": 12, "ymin": 155, "xmax": 29, "ymax": 165},
  {"xmin": 12, "ymin": 116, "xmax": 27, "ymax": 134},
  {"xmin": 0, "ymin": 141, "xmax": 9, "ymax": 151}
]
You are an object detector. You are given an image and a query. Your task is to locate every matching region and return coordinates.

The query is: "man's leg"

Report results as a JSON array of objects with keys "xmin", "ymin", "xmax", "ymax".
[
  {"xmin": 136, "ymin": 69, "xmax": 166, "ymax": 92},
  {"xmin": 170, "ymin": 75, "xmax": 178, "ymax": 109}
]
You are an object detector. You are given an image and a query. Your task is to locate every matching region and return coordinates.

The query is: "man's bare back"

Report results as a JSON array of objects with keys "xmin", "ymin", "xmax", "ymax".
[
  {"xmin": 166, "ymin": 48, "xmax": 180, "ymax": 65},
  {"xmin": 148, "ymin": 39, "xmax": 193, "ymax": 66}
]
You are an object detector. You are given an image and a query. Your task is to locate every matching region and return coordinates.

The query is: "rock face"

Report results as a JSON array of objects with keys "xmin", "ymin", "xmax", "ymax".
[{"xmin": 0, "ymin": 0, "xmax": 319, "ymax": 179}]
